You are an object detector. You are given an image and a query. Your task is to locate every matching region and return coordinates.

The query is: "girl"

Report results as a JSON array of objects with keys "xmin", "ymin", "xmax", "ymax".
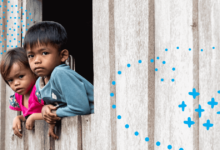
[{"xmin": 0, "ymin": 47, "xmax": 44, "ymax": 138}]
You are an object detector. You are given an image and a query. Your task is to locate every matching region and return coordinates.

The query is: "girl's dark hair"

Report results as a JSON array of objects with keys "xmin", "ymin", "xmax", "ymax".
[
  {"xmin": 23, "ymin": 21, "xmax": 68, "ymax": 52},
  {"xmin": 0, "ymin": 47, "xmax": 30, "ymax": 84}
]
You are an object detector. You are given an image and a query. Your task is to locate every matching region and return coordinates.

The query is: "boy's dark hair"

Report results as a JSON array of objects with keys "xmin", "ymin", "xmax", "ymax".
[
  {"xmin": 0, "ymin": 47, "xmax": 30, "ymax": 85},
  {"xmin": 23, "ymin": 21, "xmax": 68, "ymax": 52}
]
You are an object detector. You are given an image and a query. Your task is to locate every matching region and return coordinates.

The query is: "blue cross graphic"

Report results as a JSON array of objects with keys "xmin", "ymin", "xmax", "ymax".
[
  {"xmin": 189, "ymin": 88, "xmax": 200, "ymax": 99},
  {"xmin": 184, "ymin": 117, "xmax": 195, "ymax": 128},
  {"xmin": 195, "ymin": 104, "xmax": 204, "ymax": 118},
  {"xmin": 178, "ymin": 101, "xmax": 187, "ymax": 111},
  {"xmin": 207, "ymin": 98, "xmax": 218, "ymax": 109},
  {"xmin": 203, "ymin": 119, "xmax": 213, "ymax": 130}
]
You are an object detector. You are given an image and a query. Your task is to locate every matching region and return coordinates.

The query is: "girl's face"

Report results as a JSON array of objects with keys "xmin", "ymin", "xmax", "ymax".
[{"xmin": 6, "ymin": 62, "xmax": 36, "ymax": 95}]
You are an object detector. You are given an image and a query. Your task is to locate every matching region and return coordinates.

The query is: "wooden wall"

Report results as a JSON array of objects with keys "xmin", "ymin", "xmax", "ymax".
[{"xmin": 0, "ymin": 0, "xmax": 220, "ymax": 150}]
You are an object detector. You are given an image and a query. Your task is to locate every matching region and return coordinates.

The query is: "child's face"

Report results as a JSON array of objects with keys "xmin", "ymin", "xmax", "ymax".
[
  {"xmin": 6, "ymin": 63, "xmax": 36, "ymax": 95},
  {"xmin": 26, "ymin": 43, "xmax": 63, "ymax": 78}
]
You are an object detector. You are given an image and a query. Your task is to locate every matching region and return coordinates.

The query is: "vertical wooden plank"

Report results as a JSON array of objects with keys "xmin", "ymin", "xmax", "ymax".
[
  {"xmin": 55, "ymin": 116, "xmax": 82, "ymax": 150},
  {"xmin": 21, "ymin": 0, "xmax": 26, "ymax": 45},
  {"xmin": 81, "ymin": 114, "xmax": 95, "ymax": 150},
  {"xmin": 4, "ymin": 0, "xmax": 24, "ymax": 149},
  {"xmin": 199, "ymin": 1, "xmax": 220, "ymax": 150},
  {"xmin": 93, "ymin": 0, "xmax": 115, "ymax": 149},
  {"xmin": 26, "ymin": 0, "xmax": 42, "ymax": 31},
  {"xmin": 0, "ymin": 1, "xmax": 6, "ymax": 149},
  {"xmin": 155, "ymin": 0, "xmax": 197, "ymax": 149},
  {"xmin": 114, "ymin": 0, "xmax": 152, "ymax": 149},
  {"xmin": 22, "ymin": 120, "xmax": 50, "ymax": 150},
  {"xmin": 192, "ymin": 0, "xmax": 199, "ymax": 150}
]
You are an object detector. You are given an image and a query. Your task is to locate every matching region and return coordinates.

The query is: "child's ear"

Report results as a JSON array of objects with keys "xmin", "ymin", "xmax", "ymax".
[{"xmin": 60, "ymin": 49, "xmax": 69, "ymax": 63}]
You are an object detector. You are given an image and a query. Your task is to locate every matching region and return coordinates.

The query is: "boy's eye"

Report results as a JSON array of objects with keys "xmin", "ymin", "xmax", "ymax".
[
  {"xmin": 19, "ymin": 75, "xmax": 24, "ymax": 79},
  {"xmin": 28, "ymin": 55, "xmax": 34, "ymax": 58},
  {"xmin": 42, "ymin": 52, "xmax": 48, "ymax": 55}
]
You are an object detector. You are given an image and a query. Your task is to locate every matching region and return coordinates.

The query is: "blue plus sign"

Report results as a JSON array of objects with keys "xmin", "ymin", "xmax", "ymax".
[
  {"xmin": 208, "ymin": 98, "xmax": 218, "ymax": 109},
  {"xmin": 184, "ymin": 117, "xmax": 195, "ymax": 128},
  {"xmin": 195, "ymin": 104, "xmax": 204, "ymax": 118},
  {"xmin": 203, "ymin": 119, "xmax": 213, "ymax": 130},
  {"xmin": 178, "ymin": 101, "xmax": 187, "ymax": 111},
  {"xmin": 189, "ymin": 88, "xmax": 200, "ymax": 99}
]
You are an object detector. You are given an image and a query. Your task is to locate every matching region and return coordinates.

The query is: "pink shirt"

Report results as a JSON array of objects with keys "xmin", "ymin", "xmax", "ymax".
[{"xmin": 9, "ymin": 85, "xmax": 44, "ymax": 117}]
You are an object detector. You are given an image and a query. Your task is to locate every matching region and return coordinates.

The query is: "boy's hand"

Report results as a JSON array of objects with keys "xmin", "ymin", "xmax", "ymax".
[
  {"xmin": 41, "ymin": 104, "xmax": 61, "ymax": 124},
  {"xmin": 26, "ymin": 115, "xmax": 35, "ymax": 130},
  {"xmin": 12, "ymin": 116, "xmax": 23, "ymax": 138},
  {"xmin": 48, "ymin": 123, "xmax": 59, "ymax": 140}
]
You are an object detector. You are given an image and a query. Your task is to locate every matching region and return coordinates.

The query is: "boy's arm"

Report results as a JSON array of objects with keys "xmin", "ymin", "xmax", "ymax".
[
  {"xmin": 53, "ymin": 70, "xmax": 91, "ymax": 117},
  {"xmin": 41, "ymin": 104, "xmax": 61, "ymax": 124}
]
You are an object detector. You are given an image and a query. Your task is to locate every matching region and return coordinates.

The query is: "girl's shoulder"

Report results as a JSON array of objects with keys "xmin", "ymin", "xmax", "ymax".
[{"xmin": 9, "ymin": 93, "xmax": 22, "ymax": 110}]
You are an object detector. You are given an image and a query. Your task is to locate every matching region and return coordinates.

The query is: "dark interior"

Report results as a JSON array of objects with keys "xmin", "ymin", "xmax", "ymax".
[{"xmin": 42, "ymin": 0, "xmax": 93, "ymax": 84}]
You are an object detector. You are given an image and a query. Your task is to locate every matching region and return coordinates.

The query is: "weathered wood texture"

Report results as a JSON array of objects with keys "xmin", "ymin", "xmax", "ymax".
[
  {"xmin": 0, "ymin": 1, "xmax": 7, "ymax": 149},
  {"xmin": 155, "ymin": 0, "xmax": 197, "ymax": 150},
  {"xmin": 114, "ymin": 0, "xmax": 154, "ymax": 149},
  {"xmin": 93, "ymin": 0, "xmax": 116, "ymax": 150},
  {"xmin": 2, "ymin": 0, "xmax": 220, "ymax": 150},
  {"xmin": 4, "ymin": 0, "xmax": 23, "ymax": 149},
  {"xmin": 198, "ymin": 1, "xmax": 220, "ymax": 150},
  {"xmin": 55, "ymin": 116, "xmax": 82, "ymax": 150}
]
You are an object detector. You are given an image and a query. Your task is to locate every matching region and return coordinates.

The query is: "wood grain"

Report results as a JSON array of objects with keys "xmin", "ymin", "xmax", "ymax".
[
  {"xmin": 5, "ymin": 0, "xmax": 23, "ymax": 149},
  {"xmin": 114, "ymin": 0, "xmax": 151, "ymax": 149},
  {"xmin": 198, "ymin": 0, "xmax": 220, "ymax": 150},
  {"xmin": 0, "ymin": 0, "xmax": 7, "ymax": 149},
  {"xmin": 55, "ymin": 116, "xmax": 82, "ymax": 150},
  {"xmin": 155, "ymin": 0, "xmax": 197, "ymax": 149},
  {"xmin": 92, "ymin": 0, "xmax": 116, "ymax": 149}
]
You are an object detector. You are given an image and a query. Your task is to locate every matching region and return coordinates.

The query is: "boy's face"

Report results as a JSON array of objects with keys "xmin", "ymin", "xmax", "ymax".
[{"xmin": 26, "ymin": 43, "xmax": 66, "ymax": 78}]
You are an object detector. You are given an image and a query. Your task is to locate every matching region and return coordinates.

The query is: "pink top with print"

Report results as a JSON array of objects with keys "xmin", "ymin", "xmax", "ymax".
[{"xmin": 9, "ymin": 85, "xmax": 44, "ymax": 117}]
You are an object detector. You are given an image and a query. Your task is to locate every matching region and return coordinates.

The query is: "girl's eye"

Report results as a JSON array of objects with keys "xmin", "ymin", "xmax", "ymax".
[
  {"xmin": 42, "ymin": 52, "xmax": 48, "ymax": 55},
  {"xmin": 19, "ymin": 75, "xmax": 24, "ymax": 79},
  {"xmin": 7, "ymin": 79, "xmax": 12, "ymax": 83},
  {"xmin": 28, "ymin": 55, "xmax": 34, "ymax": 58}
]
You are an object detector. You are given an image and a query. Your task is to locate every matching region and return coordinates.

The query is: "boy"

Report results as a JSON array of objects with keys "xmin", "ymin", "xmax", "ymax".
[{"xmin": 23, "ymin": 21, "xmax": 94, "ymax": 139}]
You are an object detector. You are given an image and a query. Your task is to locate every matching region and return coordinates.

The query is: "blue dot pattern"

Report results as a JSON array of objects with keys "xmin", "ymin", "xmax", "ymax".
[
  {"xmin": 127, "ymin": 64, "xmax": 131, "ymax": 67},
  {"xmin": 168, "ymin": 145, "xmax": 172, "ymax": 149},
  {"xmin": 110, "ymin": 93, "xmax": 114, "ymax": 97},
  {"xmin": 145, "ymin": 137, "xmax": 149, "ymax": 142},
  {"xmin": 156, "ymin": 141, "xmax": 160, "ymax": 146},
  {"xmin": 150, "ymin": 59, "xmax": 154, "ymax": 63},
  {"xmin": 134, "ymin": 131, "xmax": 139, "ymax": 136},
  {"xmin": 125, "ymin": 124, "xmax": 129, "ymax": 128}
]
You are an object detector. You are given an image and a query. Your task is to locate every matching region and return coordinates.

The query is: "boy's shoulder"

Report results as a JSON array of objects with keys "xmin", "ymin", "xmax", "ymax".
[{"xmin": 51, "ymin": 64, "xmax": 72, "ymax": 78}]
